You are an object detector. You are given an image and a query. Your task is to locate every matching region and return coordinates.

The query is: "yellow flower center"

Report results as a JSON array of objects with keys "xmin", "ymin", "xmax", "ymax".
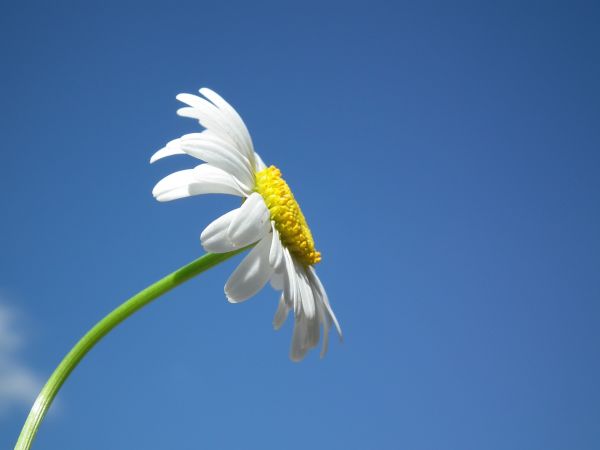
[{"xmin": 255, "ymin": 166, "xmax": 321, "ymax": 266}]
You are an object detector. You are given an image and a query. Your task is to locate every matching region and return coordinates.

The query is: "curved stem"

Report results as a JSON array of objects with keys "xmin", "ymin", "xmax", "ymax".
[{"xmin": 15, "ymin": 249, "xmax": 245, "ymax": 450}]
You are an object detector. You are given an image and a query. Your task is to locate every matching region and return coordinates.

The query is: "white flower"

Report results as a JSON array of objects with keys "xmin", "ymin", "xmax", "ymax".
[{"xmin": 151, "ymin": 88, "xmax": 342, "ymax": 361}]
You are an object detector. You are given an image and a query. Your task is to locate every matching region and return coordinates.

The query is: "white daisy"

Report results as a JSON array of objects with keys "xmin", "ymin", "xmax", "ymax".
[{"xmin": 151, "ymin": 88, "xmax": 342, "ymax": 361}]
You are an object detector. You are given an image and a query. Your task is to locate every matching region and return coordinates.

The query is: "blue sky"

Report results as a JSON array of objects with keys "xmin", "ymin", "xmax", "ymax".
[{"xmin": 1, "ymin": 1, "xmax": 599, "ymax": 449}]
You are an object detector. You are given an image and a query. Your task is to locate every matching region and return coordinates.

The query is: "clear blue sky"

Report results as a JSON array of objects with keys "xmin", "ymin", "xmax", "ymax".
[{"xmin": 1, "ymin": 1, "xmax": 599, "ymax": 449}]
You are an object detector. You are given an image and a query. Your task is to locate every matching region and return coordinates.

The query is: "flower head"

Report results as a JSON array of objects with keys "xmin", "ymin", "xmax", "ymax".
[{"xmin": 151, "ymin": 88, "xmax": 341, "ymax": 361}]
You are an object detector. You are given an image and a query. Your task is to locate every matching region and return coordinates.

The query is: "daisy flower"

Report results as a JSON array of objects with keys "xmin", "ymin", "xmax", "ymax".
[{"xmin": 150, "ymin": 88, "xmax": 342, "ymax": 361}]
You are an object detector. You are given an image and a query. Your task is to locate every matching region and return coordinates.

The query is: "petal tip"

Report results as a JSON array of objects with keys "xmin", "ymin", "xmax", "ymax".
[
  {"xmin": 153, "ymin": 195, "xmax": 169, "ymax": 203},
  {"xmin": 224, "ymin": 285, "xmax": 247, "ymax": 303},
  {"xmin": 224, "ymin": 291, "xmax": 243, "ymax": 304}
]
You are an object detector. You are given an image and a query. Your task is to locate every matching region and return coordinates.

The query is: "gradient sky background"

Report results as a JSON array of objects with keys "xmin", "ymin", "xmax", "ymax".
[{"xmin": 1, "ymin": 1, "xmax": 599, "ymax": 449}]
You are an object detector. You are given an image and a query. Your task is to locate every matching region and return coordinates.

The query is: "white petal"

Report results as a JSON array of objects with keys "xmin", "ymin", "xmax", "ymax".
[
  {"xmin": 150, "ymin": 138, "xmax": 184, "ymax": 163},
  {"xmin": 155, "ymin": 131, "xmax": 254, "ymax": 193},
  {"xmin": 227, "ymin": 192, "xmax": 271, "ymax": 247},
  {"xmin": 177, "ymin": 93, "xmax": 252, "ymax": 165},
  {"xmin": 152, "ymin": 164, "xmax": 246, "ymax": 202},
  {"xmin": 176, "ymin": 105, "xmax": 209, "ymax": 120},
  {"xmin": 191, "ymin": 164, "xmax": 248, "ymax": 197},
  {"xmin": 201, "ymin": 198, "xmax": 270, "ymax": 253},
  {"xmin": 268, "ymin": 225, "xmax": 284, "ymax": 268},
  {"xmin": 313, "ymin": 284, "xmax": 331, "ymax": 358},
  {"xmin": 182, "ymin": 131, "xmax": 243, "ymax": 159},
  {"xmin": 282, "ymin": 249, "xmax": 299, "ymax": 313},
  {"xmin": 295, "ymin": 263, "xmax": 316, "ymax": 319},
  {"xmin": 254, "ymin": 152, "xmax": 267, "ymax": 171},
  {"xmin": 200, "ymin": 209, "xmax": 242, "ymax": 253},
  {"xmin": 320, "ymin": 321, "xmax": 331, "ymax": 358},
  {"xmin": 225, "ymin": 237, "xmax": 273, "ymax": 302},
  {"xmin": 270, "ymin": 270, "xmax": 284, "ymax": 290},
  {"xmin": 199, "ymin": 87, "xmax": 256, "ymax": 167},
  {"xmin": 176, "ymin": 94, "xmax": 233, "ymax": 137},
  {"xmin": 269, "ymin": 232, "xmax": 286, "ymax": 290},
  {"xmin": 176, "ymin": 105, "xmax": 237, "ymax": 150},
  {"xmin": 290, "ymin": 316, "xmax": 309, "ymax": 362},
  {"xmin": 308, "ymin": 266, "xmax": 342, "ymax": 339},
  {"xmin": 289, "ymin": 312, "xmax": 320, "ymax": 362},
  {"xmin": 289, "ymin": 316, "xmax": 318, "ymax": 362},
  {"xmin": 152, "ymin": 169, "xmax": 196, "ymax": 202},
  {"xmin": 179, "ymin": 135, "xmax": 254, "ymax": 190},
  {"xmin": 305, "ymin": 314, "xmax": 320, "ymax": 350},
  {"xmin": 273, "ymin": 295, "xmax": 290, "ymax": 330}
]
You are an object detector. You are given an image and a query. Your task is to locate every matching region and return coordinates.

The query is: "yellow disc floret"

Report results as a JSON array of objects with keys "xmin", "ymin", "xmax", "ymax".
[{"xmin": 255, "ymin": 166, "xmax": 321, "ymax": 266}]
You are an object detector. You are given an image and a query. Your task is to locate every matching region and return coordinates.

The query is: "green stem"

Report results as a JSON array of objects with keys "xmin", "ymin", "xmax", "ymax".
[{"xmin": 14, "ymin": 249, "xmax": 245, "ymax": 450}]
